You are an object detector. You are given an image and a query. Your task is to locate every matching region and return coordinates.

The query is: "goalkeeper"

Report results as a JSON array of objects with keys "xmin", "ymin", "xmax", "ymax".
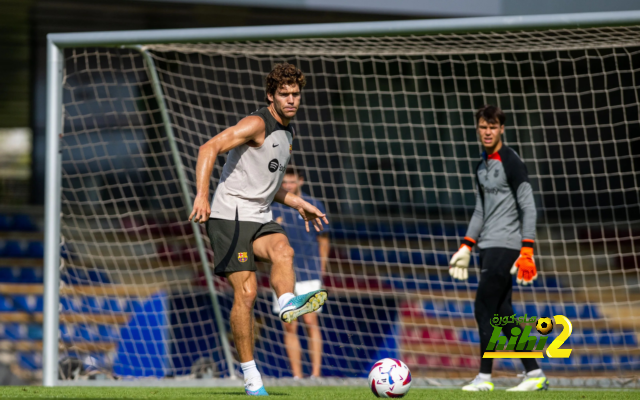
[{"xmin": 449, "ymin": 105, "xmax": 548, "ymax": 392}]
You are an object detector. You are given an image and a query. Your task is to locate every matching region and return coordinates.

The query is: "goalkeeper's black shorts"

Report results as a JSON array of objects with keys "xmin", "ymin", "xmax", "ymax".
[{"xmin": 206, "ymin": 208, "xmax": 287, "ymax": 277}]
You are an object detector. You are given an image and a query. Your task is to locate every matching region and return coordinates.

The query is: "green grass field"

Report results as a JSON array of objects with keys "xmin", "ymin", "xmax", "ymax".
[{"xmin": 0, "ymin": 387, "xmax": 638, "ymax": 399}]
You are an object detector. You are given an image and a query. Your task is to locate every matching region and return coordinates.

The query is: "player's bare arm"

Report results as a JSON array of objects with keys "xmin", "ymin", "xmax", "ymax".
[
  {"xmin": 189, "ymin": 116, "xmax": 266, "ymax": 224},
  {"xmin": 318, "ymin": 235, "xmax": 330, "ymax": 274},
  {"xmin": 273, "ymin": 187, "xmax": 329, "ymax": 232}
]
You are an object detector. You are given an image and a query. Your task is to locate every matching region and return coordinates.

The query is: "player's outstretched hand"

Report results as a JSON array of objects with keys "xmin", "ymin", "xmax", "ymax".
[
  {"xmin": 449, "ymin": 245, "xmax": 471, "ymax": 281},
  {"xmin": 189, "ymin": 196, "xmax": 211, "ymax": 224},
  {"xmin": 296, "ymin": 202, "xmax": 329, "ymax": 232},
  {"xmin": 510, "ymin": 246, "xmax": 538, "ymax": 286}
]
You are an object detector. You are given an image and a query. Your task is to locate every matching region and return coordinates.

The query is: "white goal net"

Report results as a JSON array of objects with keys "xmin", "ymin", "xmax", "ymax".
[{"xmin": 53, "ymin": 24, "xmax": 640, "ymax": 384}]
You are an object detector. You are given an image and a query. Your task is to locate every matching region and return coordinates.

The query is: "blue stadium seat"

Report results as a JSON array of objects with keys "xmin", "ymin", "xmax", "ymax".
[
  {"xmin": 0, "ymin": 296, "xmax": 14, "ymax": 312},
  {"xmin": 0, "ymin": 215, "xmax": 10, "ymax": 231},
  {"xmin": 60, "ymin": 297, "xmax": 80, "ymax": 312},
  {"xmin": 398, "ymin": 251, "xmax": 411, "ymax": 264},
  {"xmin": 87, "ymin": 269, "xmax": 111, "ymax": 283},
  {"xmin": 422, "ymin": 301, "xmax": 435, "ymax": 316},
  {"xmin": 0, "ymin": 267, "xmax": 16, "ymax": 283},
  {"xmin": 374, "ymin": 249, "xmax": 386, "ymax": 263},
  {"xmin": 622, "ymin": 330, "xmax": 638, "ymax": 346},
  {"xmin": 410, "ymin": 251, "xmax": 423, "ymax": 264},
  {"xmin": 98, "ymin": 324, "xmax": 120, "ymax": 340},
  {"xmin": 103, "ymin": 297, "xmax": 124, "ymax": 313},
  {"xmin": 582, "ymin": 329, "xmax": 597, "ymax": 345},
  {"xmin": 1, "ymin": 240, "xmax": 24, "ymax": 258},
  {"xmin": 580, "ymin": 304, "xmax": 601, "ymax": 319},
  {"xmin": 19, "ymin": 267, "xmax": 43, "ymax": 283},
  {"xmin": 17, "ymin": 352, "xmax": 41, "ymax": 371},
  {"xmin": 62, "ymin": 268, "xmax": 89, "ymax": 284},
  {"xmin": 13, "ymin": 295, "xmax": 44, "ymax": 312},
  {"xmin": 80, "ymin": 296, "xmax": 102, "ymax": 313},
  {"xmin": 12, "ymin": 214, "xmax": 37, "ymax": 232},
  {"xmin": 436, "ymin": 253, "xmax": 449, "ymax": 266},
  {"xmin": 28, "ymin": 324, "xmax": 43, "ymax": 340},
  {"xmin": 447, "ymin": 301, "xmax": 461, "ymax": 314},
  {"xmin": 553, "ymin": 304, "xmax": 578, "ymax": 319},
  {"xmin": 26, "ymin": 241, "xmax": 44, "ymax": 258},
  {"xmin": 378, "ymin": 222, "xmax": 393, "ymax": 240},
  {"xmin": 417, "ymin": 224, "xmax": 430, "ymax": 237},
  {"xmin": 423, "ymin": 252, "xmax": 436, "ymax": 265},
  {"xmin": 4, "ymin": 323, "xmax": 27, "ymax": 340},
  {"xmin": 125, "ymin": 299, "xmax": 144, "ymax": 313}
]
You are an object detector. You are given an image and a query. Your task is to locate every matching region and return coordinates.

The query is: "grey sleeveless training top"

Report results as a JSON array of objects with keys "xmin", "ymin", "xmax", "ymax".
[{"xmin": 210, "ymin": 107, "xmax": 294, "ymax": 224}]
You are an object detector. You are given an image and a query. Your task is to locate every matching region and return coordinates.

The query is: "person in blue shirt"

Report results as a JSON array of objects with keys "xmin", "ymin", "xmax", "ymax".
[{"xmin": 271, "ymin": 167, "xmax": 330, "ymax": 379}]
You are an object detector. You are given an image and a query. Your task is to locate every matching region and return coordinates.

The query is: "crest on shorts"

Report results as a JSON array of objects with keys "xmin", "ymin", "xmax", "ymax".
[{"xmin": 238, "ymin": 252, "xmax": 248, "ymax": 263}]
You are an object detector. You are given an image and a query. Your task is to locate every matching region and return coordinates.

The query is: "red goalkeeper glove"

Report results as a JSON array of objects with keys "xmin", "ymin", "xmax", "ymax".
[{"xmin": 510, "ymin": 240, "xmax": 538, "ymax": 286}]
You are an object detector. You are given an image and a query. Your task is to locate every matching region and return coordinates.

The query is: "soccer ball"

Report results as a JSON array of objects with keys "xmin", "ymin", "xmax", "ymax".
[
  {"xmin": 536, "ymin": 317, "xmax": 554, "ymax": 335},
  {"xmin": 368, "ymin": 358, "xmax": 412, "ymax": 398}
]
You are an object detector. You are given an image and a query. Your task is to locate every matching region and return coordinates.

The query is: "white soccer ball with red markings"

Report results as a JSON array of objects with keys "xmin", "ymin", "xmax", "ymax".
[{"xmin": 368, "ymin": 358, "xmax": 412, "ymax": 398}]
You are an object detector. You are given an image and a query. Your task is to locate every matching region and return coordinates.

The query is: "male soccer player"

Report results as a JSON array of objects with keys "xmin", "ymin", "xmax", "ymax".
[
  {"xmin": 271, "ymin": 167, "xmax": 329, "ymax": 379},
  {"xmin": 449, "ymin": 105, "xmax": 548, "ymax": 392},
  {"xmin": 189, "ymin": 63, "xmax": 328, "ymax": 396}
]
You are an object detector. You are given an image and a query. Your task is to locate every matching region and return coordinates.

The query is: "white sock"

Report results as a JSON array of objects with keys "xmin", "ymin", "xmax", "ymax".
[
  {"xmin": 241, "ymin": 360, "xmax": 261, "ymax": 383},
  {"xmin": 278, "ymin": 292, "xmax": 295, "ymax": 310},
  {"xmin": 478, "ymin": 373, "xmax": 492, "ymax": 381},
  {"xmin": 526, "ymin": 368, "xmax": 544, "ymax": 377}
]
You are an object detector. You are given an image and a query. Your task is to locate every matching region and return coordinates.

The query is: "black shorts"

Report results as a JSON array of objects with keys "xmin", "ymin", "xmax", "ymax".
[{"xmin": 206, "ymin": 213, "xmax": 287, "ymax": 277}]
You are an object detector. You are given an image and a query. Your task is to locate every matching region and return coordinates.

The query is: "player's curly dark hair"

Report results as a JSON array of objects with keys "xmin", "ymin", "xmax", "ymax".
[
  {"xmin": 475, "ymin": 105, "xmax": 506, "ymax": 126},
  {"xmin": 265, "ymin": 63, "xmax": 306, "ymax": 104}
]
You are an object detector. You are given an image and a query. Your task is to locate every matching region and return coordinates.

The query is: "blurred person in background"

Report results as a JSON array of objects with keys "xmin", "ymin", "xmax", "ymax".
[{"xmin": 272, "ymin": 167, "xmax": 329, "ymax": 379}]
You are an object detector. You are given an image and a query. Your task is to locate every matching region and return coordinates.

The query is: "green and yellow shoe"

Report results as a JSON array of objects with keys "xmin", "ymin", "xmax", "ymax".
[
  {"xmin": 462, "ymin": 375, "xmax": 495, "ymax": 391},
  {"xmin": 279, "ymin": 289, "xmax": 327, "ymax": 323},
  {"xmin": 506, "ymin": 374, "xmax": 549, "ymax": 391}
]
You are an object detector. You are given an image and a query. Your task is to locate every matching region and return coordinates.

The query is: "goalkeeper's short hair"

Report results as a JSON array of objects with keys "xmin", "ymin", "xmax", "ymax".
[{"xmin": 476, "ymin": 104, "xmax": 506, "ymax": 126}]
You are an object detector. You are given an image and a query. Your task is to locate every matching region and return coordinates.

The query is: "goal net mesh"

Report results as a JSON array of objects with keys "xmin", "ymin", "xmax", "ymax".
[{"xmin": 56, "ymin": 25, "xmax": 640, "ymax": 382}]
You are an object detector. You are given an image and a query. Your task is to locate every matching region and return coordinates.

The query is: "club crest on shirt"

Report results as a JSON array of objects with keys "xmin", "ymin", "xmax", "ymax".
[
  {"xmin": 289, "ymin": 144, "xmax": 292, "ymax": 154},
  {"xmin": 238, "ymin": 252, "xmax": 248, "ymax": 263}
]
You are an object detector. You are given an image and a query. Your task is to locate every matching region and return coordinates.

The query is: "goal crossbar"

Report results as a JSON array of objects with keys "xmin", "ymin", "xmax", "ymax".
[{"xmin": 47, "ymin": 10, "xmax": 640, "ymax": 47}]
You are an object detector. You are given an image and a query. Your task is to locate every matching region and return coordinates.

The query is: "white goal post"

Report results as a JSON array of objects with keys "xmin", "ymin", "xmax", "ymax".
[{"xmin": 44, "ymin": 10, "xmax": 640, "ymax": 388}]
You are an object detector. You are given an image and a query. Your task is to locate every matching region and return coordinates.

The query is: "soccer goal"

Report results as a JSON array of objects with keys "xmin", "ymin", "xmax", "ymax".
[{"xmin": 43, "ymin": 11, "xmax": 640, "ymax": 388}]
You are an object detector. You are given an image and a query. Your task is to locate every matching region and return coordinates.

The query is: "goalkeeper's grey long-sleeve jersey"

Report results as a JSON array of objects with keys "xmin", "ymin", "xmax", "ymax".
[{"xmin": 464, "ymin": 145, "xmax": 536, "ymax": 251}]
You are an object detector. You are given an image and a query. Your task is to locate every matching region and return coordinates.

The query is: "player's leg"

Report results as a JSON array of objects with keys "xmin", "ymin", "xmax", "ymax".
[
  {"xmin": 226, "ymin": 271, "xmax": 267, "ymax": 395},
  {"xmin": 301, "ymin": 311, "xmax": 322, "ymax": 378},
  {"xmin": 227, "ymin": 271, "xmax": 258, "ymax": 362},
  {"xmin": 282, "ymin": 320, "xmax": 303, "ymax": 378},
  {"xmin": 501, "ymin": 299, "xmax": 548, "ymax": 391},
  {"xmin": 496, "ymin": 252, "xmax": 547, "ymax": 392},
  {"xmin": 463, "ymin": 248, "xmax": 512, "ymax": 391},
  {"xmin": 253, "ymin": 225, "xmax": 327, "ymax": 323},
  {"xmin": 206, "ymin": 216, "xmax": 268, "ymax": 396},
  {"xmin": 253, "ymin": 232, "xmax": 295, "ymax": 298}
]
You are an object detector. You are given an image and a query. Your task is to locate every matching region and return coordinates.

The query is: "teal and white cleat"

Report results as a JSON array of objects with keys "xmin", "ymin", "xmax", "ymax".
[
  {"xmin": 245, "ymin": 377, "xmax": 269, "ymax": 396},
  {"xmin": 279, "ymin": 289, "xmax": 327, "ymax": 323},
  {"xmin": 506, "ymin": 374, "xmax": 549, "ymax": 391},
  {"xmin": 462, "ymin": 375, "xmax": 494, "ymax": 391},
  {"xmin": 245, "ymin": 386, "xmax": 269, "ymax": 396}
]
